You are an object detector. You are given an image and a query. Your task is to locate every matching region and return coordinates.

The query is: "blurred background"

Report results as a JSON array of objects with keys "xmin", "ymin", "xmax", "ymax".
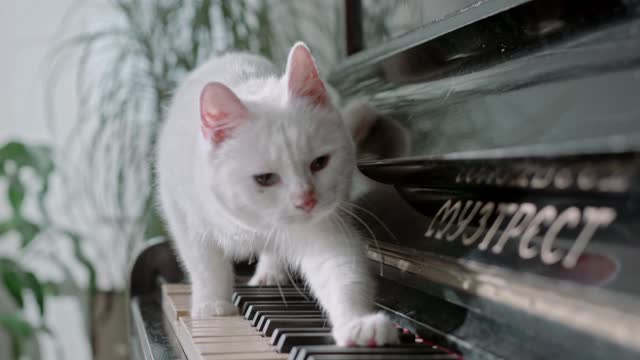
[{"xmin": 0, "ymin": 1, "xmax": 474, "ymax": 359}]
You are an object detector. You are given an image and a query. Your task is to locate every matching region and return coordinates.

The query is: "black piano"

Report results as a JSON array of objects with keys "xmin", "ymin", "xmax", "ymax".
[{"xmin": 128, "ymin": 1, "xmax": 640, "ymax": 359}]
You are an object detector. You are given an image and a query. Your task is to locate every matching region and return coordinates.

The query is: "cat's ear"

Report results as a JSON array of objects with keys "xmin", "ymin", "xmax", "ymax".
[
  {"xmin": 285, "ymin": 42, "xmax": 329, "ymax": 107},
  {"xmin": 200, "ymin": 82, "xmax": 248, "ymax": 144}
]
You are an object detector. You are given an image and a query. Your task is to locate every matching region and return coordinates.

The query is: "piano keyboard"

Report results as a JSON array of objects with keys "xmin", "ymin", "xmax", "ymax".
[{"xmin": 162, "ymin": 284, "xmax": 461, "ymax": 360}]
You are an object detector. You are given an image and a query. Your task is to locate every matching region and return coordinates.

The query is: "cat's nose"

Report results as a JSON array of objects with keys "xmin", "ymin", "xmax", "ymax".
[{"xmin": 295, "ymin": 190, "xmax": 317, "ymax": 213}]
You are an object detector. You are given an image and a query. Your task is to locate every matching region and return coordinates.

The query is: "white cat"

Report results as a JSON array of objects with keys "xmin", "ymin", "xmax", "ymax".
[{"xmin": 156, "ymin": 42, "xmax": 399, "ymax": 346}]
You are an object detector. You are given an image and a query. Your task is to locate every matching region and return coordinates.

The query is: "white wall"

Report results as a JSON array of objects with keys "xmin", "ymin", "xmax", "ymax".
[
  {"xmin": 1, "ymin": 1, "xmax": 95, "ymax": 359},
  {"xmin": 1, "ymin": 1, "xmax": 83, "ymax": 143}
]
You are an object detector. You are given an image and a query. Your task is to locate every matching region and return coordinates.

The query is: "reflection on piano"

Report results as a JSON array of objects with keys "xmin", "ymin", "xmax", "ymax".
[{"xmin": 129, "ymin": 0, "xmax": 640, "ymax": 359}]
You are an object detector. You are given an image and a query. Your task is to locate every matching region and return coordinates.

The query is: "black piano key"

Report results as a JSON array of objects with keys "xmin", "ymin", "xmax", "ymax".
[
  {"xmin": 399, "ymin": 331, "xmax": 416, "ymax": 344},
  {"xmin": 243, "ymin": 300, "xmax": 317, "ymax": 310},
  {"xmin": 277, "ymin": 332, "xmax": 334, "ymax": 353},
  {"xmin": 271, "ymin": 327, "xmax": 331, "ymax": 345},
  {"xmin": 232, "ymin": 288, "xmax": 308, "ymax": 302},
  {"xmin": 235, "ymin": 294, "xmax": 310, "ymax": 310},
  {"xmin": 252, "ymin": 310, "xmax": 323, "ymax": 327},
  {"xmin": 240, "ymin": 298, "xmax": 315, "ymax": 314},
  {"xmin": 271, "ymin": 326, "xmax": 416, "ymax": 348},
  {"xmin": 233, "ymin": 286, "xmax": 299, "ymax": 292},
  {"xmin": 306, "ymin": 355, "xmax": 458, "ymax": 360},
  {"xmin": 232, "ymin": 287, "xmax": 308, "ymax": 294},
  {"xmin": 263, "ymin": 318, "xmax": 330, "ymax": 336},
  {"xmin": 245, "ymin": 303, "xmax": 319, "ymax": 320},
  {"xmin": 233, "ymin": 292, "xmax": 309, "ymax": 305},
  {"xmin": 290, "ymin": 346, "xmax": 302, "ymax": 359},
  {"xmin": 234, "ymin": 285, "xmax": 306, "ymax": 291},
  {"xmin": 234, "ymin": 292, "xmax": 307, "ymax": 304},
  {"xmin": 293, "ymin": 345, "xmax": 447, "ymax": 360},
  {"xmin": 252, "ymin": 310, "xmax": 324, "ymax": 327},
  {"xmin": 258, "ymin": 315, "xmax": 327, "ymax": 333},
  {"xmin": 234, "ymin": 285, "xmax": 293, "ymax": 289}
]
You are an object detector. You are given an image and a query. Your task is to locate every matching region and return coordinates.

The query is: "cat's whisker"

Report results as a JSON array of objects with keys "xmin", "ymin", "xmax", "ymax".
[
  {"xmin": 337, "ymin": 204, "xmax": 384, "ymax": 277},
  {"xmin": 342, "ymin": 201, "xmax": 400, "ymax": 244},
  {"xmin": 280, "ymin": 229, "xmax": 311, "ymax": 302},
  {"xmin": 275, "ymin": 271, "xmax": 287, "ymax": 306},
  {"xmin": 337, "ymin": 204, "xmax": 378, "ymax": 247},
  {"xmin": 285, "ymin": 266, "xmax": 310, "ymax": 302},
  {"xmin": 331, "ymin": 214, "xmax": 354, "ymax": 251},
  {"xmin": 333, "ymin": 214, "xmax": 374, "ymax": 276},
  {"xmin": 334, "ymin": 211, "xmax": 383, "ymax": 277},
  {"xmin": 262, "ymin": 220, "xmax": 277, "ymax": 253},
  {"xmin": 267, "ymin": 228, "xmax": 288, "ymax": 306}
]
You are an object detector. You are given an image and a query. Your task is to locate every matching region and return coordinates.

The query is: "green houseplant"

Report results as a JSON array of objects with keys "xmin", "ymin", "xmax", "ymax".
[{"xmin": 0, "ymin": 141, "xmax": 95, "ymax": 360}]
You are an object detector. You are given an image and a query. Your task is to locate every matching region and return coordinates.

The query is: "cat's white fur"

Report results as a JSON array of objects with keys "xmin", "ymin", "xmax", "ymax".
[{"xmin": 156, "ymin": 43, "xmax": 398, "ymax": 346}]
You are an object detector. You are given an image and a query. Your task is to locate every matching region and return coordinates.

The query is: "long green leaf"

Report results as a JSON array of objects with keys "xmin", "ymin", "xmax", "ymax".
[
  {"xmin": 0, "ymin": 142, "xmax": 29, "ymax": 166},
  {"xmin": 24, "ymin": 272, "xmax": 46, "ymax": 317},
  {"xmin": 8, "ymin": 176, "xmax": 25, "ymax": 213},
  {"xmin": 65, "ymin": 231, "xmax": 97, "ymax": 299},
  {"xmin": 0, "ymin": 259, "xmax": 46, "ymax": 316},
  {"xmin": 0, "ymin": 220, "xmax": 13, "ymax": 236},
  {"xmin": 0, "ymin": 313, "xmax": 35, "ymax": 360},
  {"xmin": 1, "ymin": 269, "xmax": 24, "ymax": 308},
  {"xmin": 15, "ymin": 218, "xmax": 40, "ymax": 248}
]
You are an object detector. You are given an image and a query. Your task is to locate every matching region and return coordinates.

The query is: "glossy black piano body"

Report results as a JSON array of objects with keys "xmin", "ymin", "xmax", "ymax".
[
  {"xmin": 356, "ymin": 152, "xmax": 640, "ymax": 360},
  {"xmin": 129, "ymin": 1, "xmax": 640, "ymax": 359}
]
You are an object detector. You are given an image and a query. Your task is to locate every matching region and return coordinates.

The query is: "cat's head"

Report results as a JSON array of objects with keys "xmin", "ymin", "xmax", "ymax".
[{"xmin": 197, "ymin": 43, "xmax": 355, "ymax": 230}]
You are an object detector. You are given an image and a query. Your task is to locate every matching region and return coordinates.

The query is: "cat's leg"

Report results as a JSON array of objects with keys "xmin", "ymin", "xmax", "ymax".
[
  {"xmin": 179, "ymin": 237, "xmax": 237, "ymax": 317},
  {"xmin": 163, "ymin": 199, "xmax": 236, "ymax": 317},
  {"xmin": 248, "ymin": 252, "xmax": 290, "ymax": 286},
  {"xmin": 295, "ymin": 223, "xmax": 399, "ymax": 346}
]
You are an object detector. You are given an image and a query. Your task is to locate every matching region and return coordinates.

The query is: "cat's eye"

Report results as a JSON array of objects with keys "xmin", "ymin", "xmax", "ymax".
[
  {"xmin": 254, "ymin": 173, "xmax": 280, "ymax": 186},
  {"xmin": 310, "ymin": 155, "xmax": 330, "ymax": 172}
]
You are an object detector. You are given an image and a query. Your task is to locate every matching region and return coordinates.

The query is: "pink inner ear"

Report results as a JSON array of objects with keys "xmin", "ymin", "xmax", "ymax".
[
  {"xmin": 200, "ymin": 82, "xmax": 248, "ymax": 144},
  {"xmin": 286, "ymin": 43, "xmax": 329, "ymax": 107}
]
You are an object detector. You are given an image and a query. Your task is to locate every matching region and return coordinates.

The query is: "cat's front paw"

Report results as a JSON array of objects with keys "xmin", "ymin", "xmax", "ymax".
[
  {"xmin": 191, "ymin": 300, "xmax": 238, "ymax": 317},
  {"xmin": 248, "ymin": 268, "xmax": 289, "ymax": 286},
  {"xmin": 333, "ymin": 313, "xmax": 400, "ymax": 347}
]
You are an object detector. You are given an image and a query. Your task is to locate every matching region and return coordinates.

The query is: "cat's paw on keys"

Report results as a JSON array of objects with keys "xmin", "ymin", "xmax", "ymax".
[
  {"xmin": 248, "ymin": 269, "xmax": 289, "ymax": 286},
  {"xmin": 191, "ymin": 300, "xmax": 238, "ymax": 317},
  {"xmin": 333, "ymin": 313, "xmax": 400, "ymax": 347}
]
